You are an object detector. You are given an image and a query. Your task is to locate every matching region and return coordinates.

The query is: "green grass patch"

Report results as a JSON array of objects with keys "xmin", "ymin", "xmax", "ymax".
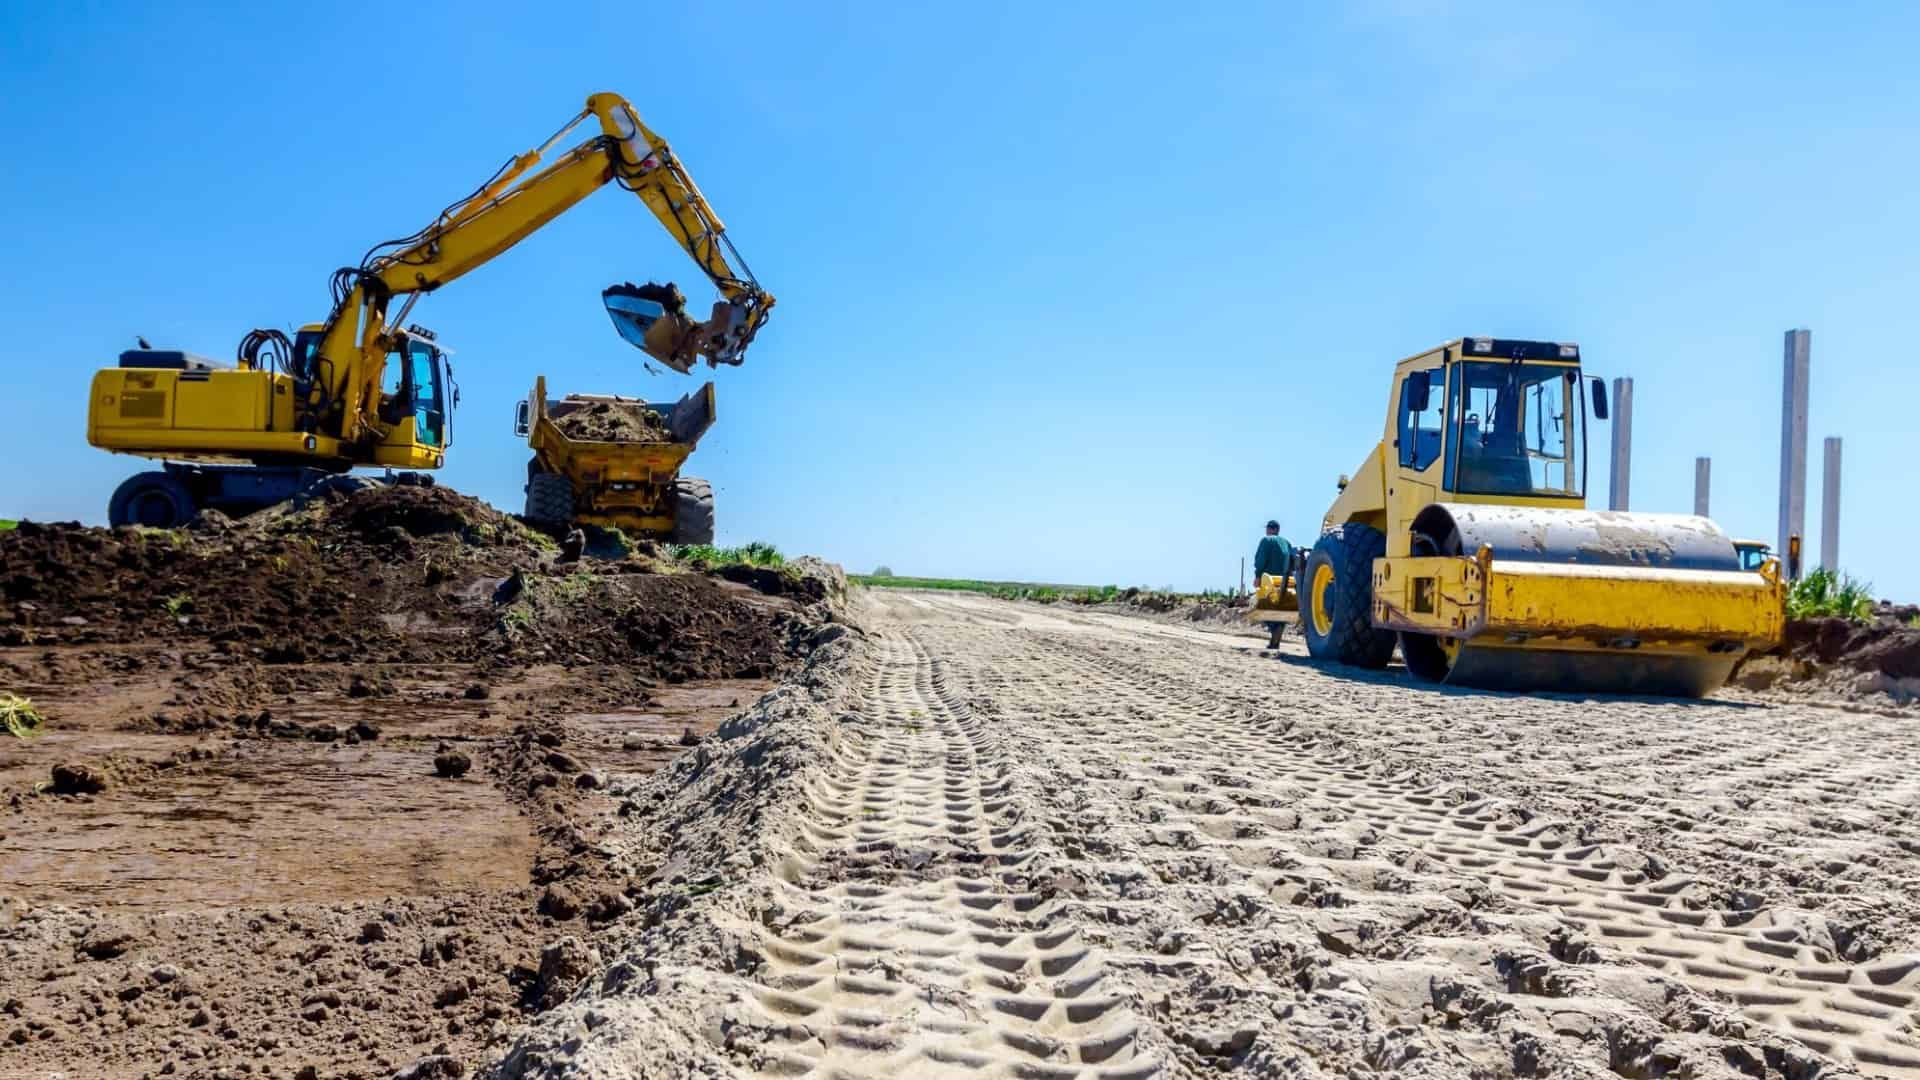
[
  {"xmin": 2, "ymin": 694, "xmax": 45, "ymax": 739},
  {"xmin": 673, "ymin": 541, "xmax": 785, "ymax": 569},
  {"xmin": 0, "ymin": 520, "xmax": 16, "ymax": 531},
  {"xmin": 1787, "ymin": 567, "xmax": 1875, "ymax": 622},
  {"xmin": 852, "ymin": 576, "xmax": 1246, "ymax": 608},
  {"xmin": 850, "ymin": 575, "xmax": 1116, "ymax": 604}
]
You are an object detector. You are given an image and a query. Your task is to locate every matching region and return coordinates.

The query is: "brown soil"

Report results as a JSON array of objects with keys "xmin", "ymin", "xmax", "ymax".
[
  {"xmin": 0, "ymin": 484, "xmax": 842, "ymax": 1078},
  {"xmin": 1784, "ymin": 613, "xmax": 1920, "ymax": 679},
  {"xmin": 1733, "ymin": 612, "xmax": 1920, "ymax": 705},
  {"xmin": 550, "ymin": 401, "xmax": 673, "ymax": 444}
]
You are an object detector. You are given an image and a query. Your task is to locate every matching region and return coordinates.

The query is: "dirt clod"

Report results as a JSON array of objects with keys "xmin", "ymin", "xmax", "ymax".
[
  {"xmin": 532, "ymin": 937, "xmax": 596, "ymax": 1011},
  {"xmin": 537, "ymin": 885, "xmax": 582, "ymax": 922},
  {"xmin": 396, "ymin": 1053, "xmax": 466, "ymax": 1079},
  {"xmin": 433, "ymin": 751, "xmax": 473, "ymax": 779},
  {"xmin": 48, "ymin": 762, "xmax": 106, "ymax": 795}
]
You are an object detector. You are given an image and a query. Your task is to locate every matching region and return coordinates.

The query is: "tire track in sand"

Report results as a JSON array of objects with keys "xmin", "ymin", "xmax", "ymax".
[
  {"xmin": 731, "ymin": 628, "xmax": 1157, "ymax": 1078},
  {"xmin": 1012, "ymin": 626, "xmax": 1920, "ymax": 1077}
]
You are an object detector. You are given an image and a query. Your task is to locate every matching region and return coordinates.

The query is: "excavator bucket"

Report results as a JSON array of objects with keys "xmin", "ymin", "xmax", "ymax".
[
  {"xmin": 1376, "ymin": 504, "xmax": 1786, "ymax": 697},
  {"xmin": 602, "ymin": 282, "xmax": 696, "ymax": 373}
]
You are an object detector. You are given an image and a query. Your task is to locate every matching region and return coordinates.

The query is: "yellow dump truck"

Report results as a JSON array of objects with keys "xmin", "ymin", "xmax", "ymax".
[
  {"xmin": 1301, "ymin": 337, "xmax": 1785, "ymax": 697},
  {"xmin": 515, "ymin": 375, "xmax": 716, "ymax": 544}
]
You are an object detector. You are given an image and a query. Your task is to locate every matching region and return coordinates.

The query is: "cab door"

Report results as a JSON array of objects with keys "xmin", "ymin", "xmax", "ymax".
[{"xmin": 1389, "ymin": 363, "xmax": 1446, "ymax": 554}]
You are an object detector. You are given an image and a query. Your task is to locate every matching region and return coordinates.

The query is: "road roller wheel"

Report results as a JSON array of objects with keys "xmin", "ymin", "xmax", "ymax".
[
  {"xmin": 1299, "ymin": 524, "xmax": 1396, "ymax": 669},
  {"xmin": 1399, "ymin": 631, "xmax": 1461, "ymax": 683}
]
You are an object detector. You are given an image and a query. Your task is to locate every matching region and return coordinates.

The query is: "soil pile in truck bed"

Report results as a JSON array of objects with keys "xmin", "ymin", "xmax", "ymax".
[{"xmin": 551, "ymin": 400, "xmax": 673, "ymax": 444}]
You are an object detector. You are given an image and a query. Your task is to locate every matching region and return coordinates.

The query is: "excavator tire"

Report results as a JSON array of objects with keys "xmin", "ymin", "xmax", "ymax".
[
  {"xmin": 108, "ymin": 471, "xmax": 196, "ymax": 529},
  {"xmin": 671, "ymin": 477, "xmax": 715, "ymax": 545},
  {"xmin": 524, "ymin": 471, "xmax": 574, "ymax": 528},
  {"xmin": 1298, "ymin": 524, "xmax": 1396, "ymax": 669}
]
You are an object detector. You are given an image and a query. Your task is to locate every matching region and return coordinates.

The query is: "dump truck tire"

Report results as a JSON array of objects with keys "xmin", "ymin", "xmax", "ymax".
[
  {"xmin": 108, "ymin": 471, "xmax": 196, "ymax": 529},
  {"xmin": 1299, "ymin": 524, "xmax": 1395, "ymax": 669},
  {"xmin": 524, "ymin": 471, "xmax": 574, "ymax": 527},
  {"xmin": 672, "ymin": 477, "xmax": 715, "ymax": 545}
]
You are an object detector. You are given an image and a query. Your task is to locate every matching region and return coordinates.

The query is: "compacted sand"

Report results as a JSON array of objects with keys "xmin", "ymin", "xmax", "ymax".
[{"xmin": 495, "ymin": 589, "xmax": 1920, "ymax": 1078}]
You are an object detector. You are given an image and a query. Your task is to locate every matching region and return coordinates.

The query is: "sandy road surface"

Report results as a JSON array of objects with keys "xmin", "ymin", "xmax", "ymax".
[{"xmin": 504, "ymin": 589, "xmax": 1920, "ymax": 1078}]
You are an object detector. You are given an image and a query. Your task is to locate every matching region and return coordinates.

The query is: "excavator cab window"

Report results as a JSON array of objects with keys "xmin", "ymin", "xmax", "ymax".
[
  {"xmin": 1445, "ymin": 362, "xmax": 1584, "ymax": 499},
  {"xmin": 381, "ymin": 338, "xmax": 451, "ymax": 448}
]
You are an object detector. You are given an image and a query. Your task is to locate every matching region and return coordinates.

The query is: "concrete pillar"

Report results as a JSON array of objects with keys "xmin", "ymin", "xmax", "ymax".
[
  {"xmin": 1694, "ymin": 457, "xmax": 1711, "ymax": 518},
  {"xmin": 1821, "ymin": 437, "xmax": 1842, "ymax": 573},
  {"xmin": 1608, "ymin": 377, "xmax": 1634, "ymax": 511},
  {"xmin": 1778, "ymin": 329, "xmax": 1810, "ymax": 575}
]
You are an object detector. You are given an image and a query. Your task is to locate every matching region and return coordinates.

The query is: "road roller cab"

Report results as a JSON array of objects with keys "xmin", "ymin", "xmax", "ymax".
[{"xmin": 1301, "ymin": 337, "xmax": 1786, "ymax": 697}]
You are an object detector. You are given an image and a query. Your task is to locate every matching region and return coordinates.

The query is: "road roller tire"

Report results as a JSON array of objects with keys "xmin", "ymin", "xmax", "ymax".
[
  {"xmin": 1299, "ymin": 524, "xmax": 1396, "ymax": 669},
  {"xmin": 1399, "ymin": 632, "xmax": 1456, "ymax": 683}
]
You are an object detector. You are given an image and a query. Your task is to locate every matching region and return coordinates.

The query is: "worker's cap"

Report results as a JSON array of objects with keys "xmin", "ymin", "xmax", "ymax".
[{"xmin": 1265, "ymin": 520, "xmax": 1279, "ymax": 529}]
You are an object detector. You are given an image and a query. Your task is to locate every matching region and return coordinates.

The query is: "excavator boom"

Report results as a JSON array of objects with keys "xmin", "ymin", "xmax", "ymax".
[{"xmin": 314, "ymin": 92, "xmax": 773, "ymax": 443}]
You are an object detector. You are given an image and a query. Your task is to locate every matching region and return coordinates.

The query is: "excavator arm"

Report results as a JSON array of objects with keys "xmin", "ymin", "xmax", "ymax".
[{"xmin": 306, "ymin": 92, "xmax": 773, "ymax": 444}]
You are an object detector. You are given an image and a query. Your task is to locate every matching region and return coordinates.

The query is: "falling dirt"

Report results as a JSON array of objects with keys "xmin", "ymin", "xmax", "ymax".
[{"xmin": 550, "ymin": 401, "xmax": 674, "ymax": 444}]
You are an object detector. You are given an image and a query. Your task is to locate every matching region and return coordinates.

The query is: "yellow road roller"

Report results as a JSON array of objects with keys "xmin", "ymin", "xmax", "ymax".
[{"xmin": 1301, "ymin": 337, "xmax": 1785, "ymax": 697}]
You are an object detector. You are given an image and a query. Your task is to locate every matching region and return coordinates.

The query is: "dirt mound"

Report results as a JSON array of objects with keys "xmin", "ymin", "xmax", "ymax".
[
  {"xmin": 490, "ymin": 572, "xmax": 809, "ymax": 682},
  {"xmin": 552, "ymin": 401, "xmax": 673, "ymax": 444},
  {"xmin": 1733, "ymin": 613, "xmax": 1920, "ymax": 704},
  {"xmin": 0, "ymin": 481, "xmax": 846, "ymax": 1078},
  {"xmin": 0, "ymin": 485, "xmax": 547, "ymax": 661},
  {"xmin": 1784, "ymin": 615, "xmax": 1920, "ymax": 678}
]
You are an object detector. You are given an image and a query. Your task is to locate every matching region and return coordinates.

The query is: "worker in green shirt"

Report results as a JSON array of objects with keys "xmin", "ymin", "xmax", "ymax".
[{"xmin": 1253, "ymin": 520, "xmax": 1294, "ymax": 648}]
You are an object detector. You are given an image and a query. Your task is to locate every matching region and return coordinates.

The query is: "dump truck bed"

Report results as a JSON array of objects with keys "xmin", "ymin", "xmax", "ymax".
[{"xmin": 520, "ymin": 378, "xmax": 716, "ymax": 537}]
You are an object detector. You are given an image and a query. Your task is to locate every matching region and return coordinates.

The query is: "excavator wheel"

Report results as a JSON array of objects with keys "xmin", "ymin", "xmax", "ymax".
[
  {"xmin": 108, "ymin": 471, "xmax": 196, "ymax": 529},
  {"xmin": 524, "ymin": 471, "xmax": 574, "ymax": 528},
  {"xmin": 671, "ymin": 477, "xmax": 715, "ymax": 545},
  {"xmin": 1298, "ymin": 524, "xmax": 1396, "ymax": 669}
]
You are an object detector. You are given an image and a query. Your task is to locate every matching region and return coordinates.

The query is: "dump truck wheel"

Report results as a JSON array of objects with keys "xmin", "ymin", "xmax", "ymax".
[
  {"xmin": 524, "ymin": 472, "xmax": 574, "ymax": 527},
  {"xmin": 108, "ymin": 471, "xmax": 196, "ymax": 529},
  {"xmin": 671, "ymin": 477, "xmax": 715, "ymax": 545},
  {"xmin": 1299, "ymin": 524, "xmax": 1395, "ymax": 669}
]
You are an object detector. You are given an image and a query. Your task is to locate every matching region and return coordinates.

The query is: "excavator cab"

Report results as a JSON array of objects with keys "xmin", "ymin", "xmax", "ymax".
[
  {"xmin": 377, "ymin": 329, "xmax": 455, "ymax": 453},
  {"xmin": 285, "ymin": 326, "xmax": 456, "ymax": 463}
]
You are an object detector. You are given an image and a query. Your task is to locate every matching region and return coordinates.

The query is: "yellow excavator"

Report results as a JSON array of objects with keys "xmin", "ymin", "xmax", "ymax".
[
  {"xmin": 86, "ymin": 92, "xmax": 772, "ymax": 527},
  {"xmin": 1300, "ymin": 337, "xmax": 1785, "ymax": 697}
]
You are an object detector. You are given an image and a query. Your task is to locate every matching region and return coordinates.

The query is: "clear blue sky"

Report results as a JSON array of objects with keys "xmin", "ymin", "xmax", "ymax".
[{"xmin": 3, "ymin": 2, "xmax": 1914, "ymax": 596}]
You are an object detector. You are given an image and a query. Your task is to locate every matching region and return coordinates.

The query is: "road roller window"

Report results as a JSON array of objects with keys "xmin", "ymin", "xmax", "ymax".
[
  {"xmin": 1446, "ymin": 362, "xmax": 1585, "ymax": 499},
  {"xmin": 1398, "ymin": 369, "xmax": 1445, "ymax": 471}
]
